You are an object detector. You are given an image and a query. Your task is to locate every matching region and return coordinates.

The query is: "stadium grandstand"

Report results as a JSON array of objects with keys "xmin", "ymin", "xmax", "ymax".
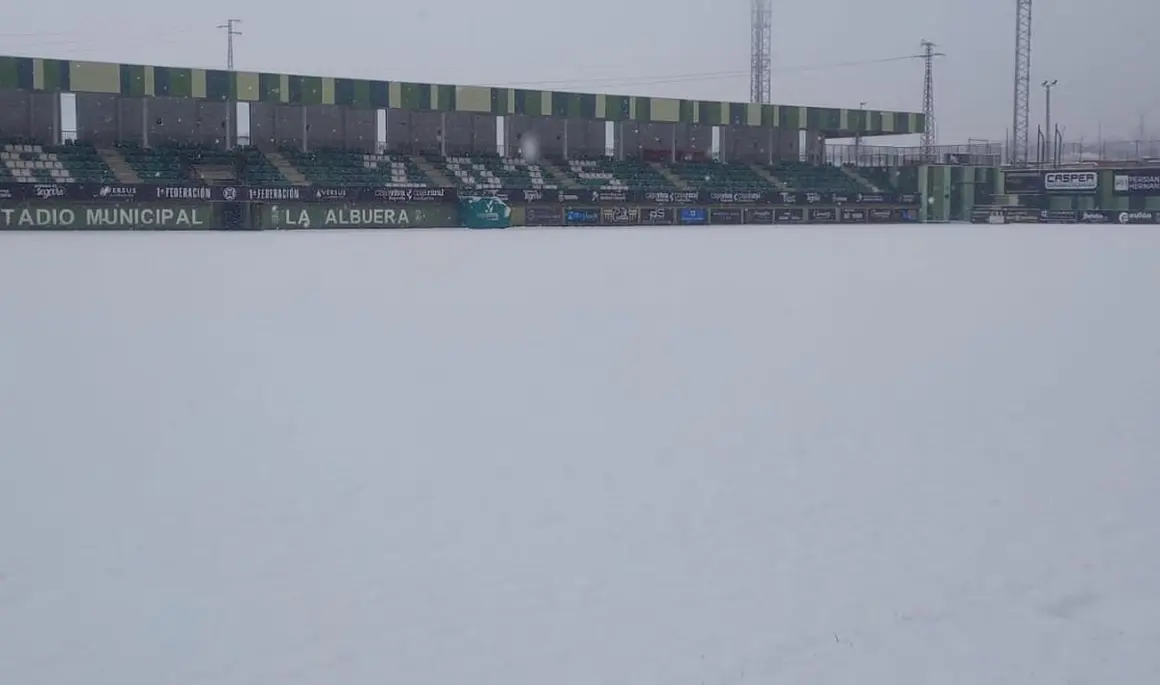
[{"xmin": 0, "ymin": 55, "xmax": 926, "ymax": 197}]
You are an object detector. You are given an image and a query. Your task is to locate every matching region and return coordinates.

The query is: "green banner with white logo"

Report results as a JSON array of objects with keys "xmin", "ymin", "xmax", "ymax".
[
  {"xmin": 258, "ymin": 204, "xmax": 458, "ymax": 229},
  {"xmin": 0, "ymin": 203, "xmax": 217, "ymax": 229}
]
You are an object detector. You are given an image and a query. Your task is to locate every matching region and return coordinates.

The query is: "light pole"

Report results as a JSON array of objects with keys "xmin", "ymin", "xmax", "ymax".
[
  {"xmin": 854, "ymin": 101, "xmax": 866, "ymax": 163},
  {"xmin": 1042, "ymin": 79, "xmax": 1057, "ymax": 164}
]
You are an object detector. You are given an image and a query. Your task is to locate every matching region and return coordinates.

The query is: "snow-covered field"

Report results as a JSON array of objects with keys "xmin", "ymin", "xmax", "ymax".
[{"xmin": 1, "ymin": 224, "xmax": 1158, "ymax": 685}]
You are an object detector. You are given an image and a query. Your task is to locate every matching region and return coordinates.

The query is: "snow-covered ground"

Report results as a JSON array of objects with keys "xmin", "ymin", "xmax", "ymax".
[{"xmin": 1, "ymin": 224, "xmax": 1158, "ymax": 685}]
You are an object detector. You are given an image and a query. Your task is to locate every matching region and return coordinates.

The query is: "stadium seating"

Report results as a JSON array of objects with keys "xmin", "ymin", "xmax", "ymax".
[
  {"xmin": 1, "ymin": 141, "xmax": 116, "ymax": 184},
  {"xmin": 663, "ymin": 160, "xmax": 773, "ymax": 190},
  {"xmin": 854, "ymin": 165, "xmax": 920, "ymax": 194},
  {"xmin": 1, "ymin": 138, "xmax": 919, "ymax": 199},
  {"xmin": 565, "ymin": 157, "xmax": 675, "ymax": 190},
  {"xmin": 115, "ymin": 144, "xmax": 288, "ymax": 185},
  {"xmin": 769, "ymin": 161, "xmax": 863, "ymax": 192},
  {"xmin": 432, "ymin": 154, "xmax": 557, "ymax": 190},
  {"xmin": 286, "ymin": 150, "xmax": 431, "ymax": 186}
]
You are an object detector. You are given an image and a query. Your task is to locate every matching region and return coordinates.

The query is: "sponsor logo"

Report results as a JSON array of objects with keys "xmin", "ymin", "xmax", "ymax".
[
  {"xmin": 601, "ymin": 206, "xmax": 640, "ymax": 224},
  {"xmin": 313, "ymin": 187, "xmax": 349, "ymax": 201},
  {"xmin": 804, "ymin": 192, "xmax": 823, "ymax": 203},
  {"xmin": 775, "ymin": 208, "xmax": 804, "ymax": 222},
  {"xmin": 408, "ymin": 188, "xmax": 447, "ymax": 201},
  {"xmin": 643, "ymin": 207, "xmax": 672, "ymax": 225},
  {"xmin": 744, "ymin": 208, "xmax": 774, "ymax": 224},
  {"xmin": 645, "ymin": 190, "xmax": 699, "ymax": 204},
  {"xmin": 1117, "ymin": 211, "xmax": 1154, "ymax": 224},
  {"xmin": 856, "ymin": 193, "xmax": 885, "ymax": 203},
  {"xmin": 840, "ymin": 208, "xmax": 866, "ymax": 222},
  {"xmin": 809, "ymin": 207, "xmax": 836, "ymax": 221},
  {"xmin": 590, "ymin": 190, "xmax": 628, "ymax": 203},
  {"xmin": 1079, "ymin": 211, "xmax": 1109, "ymax": 223},
  {"xmin": 1041, "ymin": 209, "xmax": 1079, "ymax": 223},
  {"xmin": 1113, "ymin": 173, "xmax": 1160, "ymax": 193},
  {"xmin": 156, "ymin": 186, "xmax": 213, "ymax": 200},
  {"xmin": 33, "ymin": 184, "xmax": 66, "ymax": 199},
  {"xmin": 987, "ymin": 212, "xmax": 1006, "ymax": 224},
  {"xmin": 524, "ymin": 207, "xmax": 563, "ymax": 225},
  {"xmin": 831, "ymin": 193, "xmax": 851, "ymax": 204},
  {"xmin": 374, "ymin": 188, "xmax": 409, "ymax": 201},
  {"xmin": 558, "ymin": 191, "xmax": 583, "ymax": 202},
  {"xmin": 564, "ymin": 208, "xmax": 600, "ymax": 225},
  {"xmin": 97, "ymin": 185, "xmax": 137, "ymax": 199},
  {"xmin": 678, "ymin": 207, "xmax": 708, "ymax": 224},
  {"xmin": 707, "ymin": 191, "xmax": 762, "ymax": 204},
  {"xmin": 778, "ymin": 191, "xmax": 797, "ymax": 204},
  {"xmin": 0, "ymin": 187, "xmax": 13, "ymax": 199},
  {"xmin": 521, "ymin": 189, "xmax": 545, "ymax": 202},
  {"xmin": 222, "ymin": 187, "xmax": 238, "ymax": 201},
  {"xmin": 710, "ymin": 208, "xmax": 743, "ymax": 224},
  {"xmin": 1043, "ymin": 171, "xmax": 1098, "ymax": 191},
  {"xmin": 1006, "ymin": 209, "xmax": 1041, "ymax": 223},
  {"xmin": 247, "ymin": 187, "xmax": 301, "ymax": 201}
]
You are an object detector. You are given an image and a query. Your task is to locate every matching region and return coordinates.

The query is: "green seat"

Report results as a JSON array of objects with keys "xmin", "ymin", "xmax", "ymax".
[
  {"xmin": 286, "ymin": 149, "xmax": 432, "ymax": 186},
  {"xmin": 667, "ymin": 161, "xmax": 773, "ymax": 191},
  {"xmin": 767, "ymin": 161, "xmax": 864, "ymax": 192},
  {"xmin": 1, "ymin": 140, "xmax": 116, "ymax": 184},
  {"xmin": 430, "ymin": 154, "xmax": 557, "ymax": 190}
]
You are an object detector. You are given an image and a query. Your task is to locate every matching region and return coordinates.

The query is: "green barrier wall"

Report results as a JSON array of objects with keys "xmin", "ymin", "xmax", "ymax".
[
  {"xmin": 919, "ymin": 165, "xmax": 1002, "ymax": 222},
  {"xmin": 256, "ymin": 204, "xmax": 458, "ymax": 229},
  {"xmin": 0, "ymin": 203, "xmax": 217, "ymax": 229}
]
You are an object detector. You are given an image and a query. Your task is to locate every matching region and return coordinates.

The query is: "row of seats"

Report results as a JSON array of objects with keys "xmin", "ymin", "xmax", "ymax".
[
  {"xmin": 0, "ymin": 140, "xmax": 919, "ymax": 193},
  {"xmin": 0, "ymin": 142, "xmax": 116, "ymax": 184}
]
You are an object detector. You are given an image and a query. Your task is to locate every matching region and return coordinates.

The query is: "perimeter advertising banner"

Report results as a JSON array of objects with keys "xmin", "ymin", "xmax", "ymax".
[
  {"xmin": 257, "ymin": 204, "xmax": 459, "ymax": 229},
  {"xmin": 0, "ymin": 203, "xmax": 216, "ymax": 229},
  {"xmin": 1002, "ymin": 170, "xmax": 1101, "ymax": 194},
  {"xmin": 1111, "ymin": 170, "xmax": 1160, "ymax": 195},
  {"xmin": 970, "ymin": 208, "xmax": 1160, "ymax": 224}
]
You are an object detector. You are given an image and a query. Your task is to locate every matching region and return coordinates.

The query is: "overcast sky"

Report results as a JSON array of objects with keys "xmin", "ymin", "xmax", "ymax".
[{"xmin": 4, "ymin": 0, "xmax": 1157, "ymax": 146}]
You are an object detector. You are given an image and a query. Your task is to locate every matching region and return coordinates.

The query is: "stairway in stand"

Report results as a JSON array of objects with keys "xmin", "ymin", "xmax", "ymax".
[
  {"xmin": 263, "ymin": 151, "xmax": 310, "ymax": 185},
  {"xmin": 536, "ymin": 159, "xmax": 579, "ymax": 188},
  {"xmin": 97, "ymin": 148, "xmax": 141, "ymax": 184},
  {"xmin": 841, "ymin": 166, "xmax": 879, "ymax": 192},
  {"xmin": 649, "ymin": 162, "xmax": 688, "ymax": 188},
  {"xmin": 410, "ymin": 156, "xmax": 454, "ymax": 187},
  {"xmin": 749, "ymin": 164, "xmax": 789, "ymax": 190}
]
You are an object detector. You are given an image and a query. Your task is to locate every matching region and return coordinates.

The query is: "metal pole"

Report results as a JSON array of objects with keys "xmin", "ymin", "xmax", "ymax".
[
  {"xmin": 1042, "ymin": 79, "xmax": 1056, "ymax": 165},
  {"xmin": 749, "ymin": 0, "xmax": 771, "ymax": 104},
  {"xmin": 919, "ymin": 40, "xmax": 944, "ymax": 162},
  {"xmin": 217, "ymin": 19, "xmax": 242, "ymax": 149},
  {"xmin": 1011, "ymin": 0, "xmax": 1033, "ymax": 165},
  {"xmin": 854, "ymin": 101, "xmax": 865, "ymax": 164},
  {"xmin": 218, "ymin": 19, "xmax": 242, "ymax": 70}
]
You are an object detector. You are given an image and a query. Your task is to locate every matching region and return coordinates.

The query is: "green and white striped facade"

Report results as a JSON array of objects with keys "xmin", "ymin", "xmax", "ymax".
[{"xmin": 0, "ymin": 55, "xmax": 924, "ymax": 158}]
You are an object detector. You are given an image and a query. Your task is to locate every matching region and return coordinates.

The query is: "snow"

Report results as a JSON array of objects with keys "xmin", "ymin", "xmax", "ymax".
[{"xmin": 1, "ymin": 224, "xmax": 1158, "ymax": 685}]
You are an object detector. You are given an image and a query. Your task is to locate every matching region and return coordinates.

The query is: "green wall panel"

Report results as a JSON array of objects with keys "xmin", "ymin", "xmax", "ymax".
[
  {"xmin": 259, "ymin": 73, "xmax": 281, "ymax": 102},
  {"xmin": 636, "ymin": 97, "xmax": 652, "ymax": 122},
  {"xmin": 119, "ymin": 63, "xmax": 145, "ymax": 97},
  {"xmin": 0, "ymin": 55, "xmax": 923, "ymax": 137},
  {"xmin": 205, "ymin": 70, "xmax": 232, "ymax": 101},
  {"xmin": 437, "ymin": 84, "xmax": 456, "ymax": 111},
  {"xmin": 368, "ymin": 80, "xmax": 389, "ymax": 108}
]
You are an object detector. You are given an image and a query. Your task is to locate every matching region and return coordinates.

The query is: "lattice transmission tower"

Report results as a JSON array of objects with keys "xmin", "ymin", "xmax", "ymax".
[
  {"xmin": 1011, "ymin": 0, "xmax": 1033, "ymax": 165},
  {"xmin": 919, "ymin": 40, "xmax": 943, "ymax": 161},
  {"xmin": 750, "ymin": 0, "xmax": 771, "ymax": 104}
]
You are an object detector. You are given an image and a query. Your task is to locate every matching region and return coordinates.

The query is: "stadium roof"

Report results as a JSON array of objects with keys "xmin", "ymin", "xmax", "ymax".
[{"xmin": 0, "ymin": 55, "xmax": 924, "ymax": 138}]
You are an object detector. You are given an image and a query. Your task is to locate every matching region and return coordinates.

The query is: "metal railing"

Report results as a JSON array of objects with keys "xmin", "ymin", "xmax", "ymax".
[{"xmin": 825, "ymin": 136, "xmax": 1160, "ymax": 168}]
